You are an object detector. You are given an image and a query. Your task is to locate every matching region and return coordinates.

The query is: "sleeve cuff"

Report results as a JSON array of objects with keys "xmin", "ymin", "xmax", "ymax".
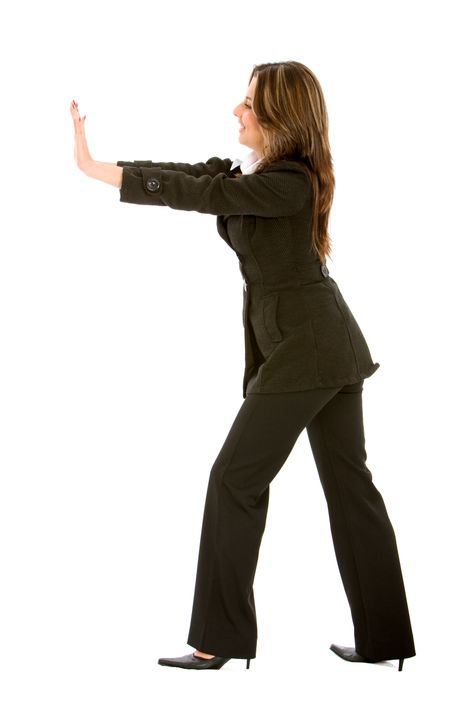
[{"xmin": 119, "ymin": 165, "xmax": 165, "ymax": 205}]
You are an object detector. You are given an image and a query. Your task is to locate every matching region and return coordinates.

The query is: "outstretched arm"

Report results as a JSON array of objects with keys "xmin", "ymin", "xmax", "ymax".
[
  {"xmin": 116, "ymin": 158, "xmax": 233, "ymax": 177},
  {"xmin": 70, "ymin": 100, "xmax": 232, "ymax": 187},
  {"xmin": 70, "ymin": 100, "xmax": 311, "ymax": 217},
  {"xmin": 70, "ymin": 100, "xmax": 123, "ymax": 187},
  {"xmin": 119, "ymin": 163, "xmax": 312, "ymax": 217}
]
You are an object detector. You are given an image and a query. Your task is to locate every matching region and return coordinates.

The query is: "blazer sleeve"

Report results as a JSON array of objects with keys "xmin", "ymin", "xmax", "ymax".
[
  {"xmin": 117, "ymin": 161, "xmax": 312, "ymax": 218},
  {"xmin": 116, "ymin": 156, "xmax": 233, "ymax": 177}
]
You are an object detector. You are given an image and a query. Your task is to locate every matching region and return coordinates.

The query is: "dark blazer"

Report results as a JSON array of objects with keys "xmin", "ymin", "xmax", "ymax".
[{"xmin": 116, "ymin": 156, "xmax": 380, "ymax": 398}]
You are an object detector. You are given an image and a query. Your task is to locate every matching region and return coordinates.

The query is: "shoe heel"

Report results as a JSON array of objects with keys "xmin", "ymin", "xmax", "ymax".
[
  {"xmin": 398, "ymin": 658, "xmax": 404, "ymax": 672},
  {"xmin": 246, "ymin": 658, "xmax": 250, "ymax": 669}
]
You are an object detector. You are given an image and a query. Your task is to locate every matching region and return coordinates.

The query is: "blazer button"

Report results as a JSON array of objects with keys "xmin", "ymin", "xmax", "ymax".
[
  {"xmin": 146, "ymin": 178, "xmax": 161, "ymax": 193},
  {"xmin": 321, "ymin": 264, "xmax": 329, "ymax": 277}
]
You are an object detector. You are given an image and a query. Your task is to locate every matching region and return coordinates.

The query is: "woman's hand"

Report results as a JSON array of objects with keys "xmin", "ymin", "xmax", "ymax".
[
  {"xmin": 69, "ymin": 99, "xmax": 123, "ymax": 187},
  {"xmin": 70, "ymin": 99, "xmax": 93, "ymax": 173}
]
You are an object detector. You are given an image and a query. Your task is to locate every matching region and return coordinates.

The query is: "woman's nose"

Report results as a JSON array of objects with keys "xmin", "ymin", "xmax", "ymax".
[{"xmin": 233, "ymin": 103, "xmax": 242, "ymax": 117}]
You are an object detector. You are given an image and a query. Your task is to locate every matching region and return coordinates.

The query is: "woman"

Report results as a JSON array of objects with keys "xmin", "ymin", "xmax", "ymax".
[{"xmin": 70, "ymin": 60, "xmax": 416, "ymax": 671}]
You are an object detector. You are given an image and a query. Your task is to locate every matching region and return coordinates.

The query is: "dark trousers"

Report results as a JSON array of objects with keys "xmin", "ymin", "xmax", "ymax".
[{"xmin": 186, "ymin": 380, "xmax": 416, "ymax": 662}]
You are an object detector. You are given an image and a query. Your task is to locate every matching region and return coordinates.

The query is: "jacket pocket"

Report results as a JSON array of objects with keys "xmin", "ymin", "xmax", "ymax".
[{"xmin": 262, "ymin": 292, "xmax": 283, "ymax": 342}]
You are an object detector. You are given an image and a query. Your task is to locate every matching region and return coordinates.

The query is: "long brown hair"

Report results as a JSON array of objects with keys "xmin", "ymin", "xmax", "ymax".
[{"xmin": 249, "ymin": 61, "xmax": 334, "ymax": 264}]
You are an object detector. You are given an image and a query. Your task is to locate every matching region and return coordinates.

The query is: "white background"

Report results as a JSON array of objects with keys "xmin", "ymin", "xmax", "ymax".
[{"xmin": 1, "ymin": 0, "xmax": 449, "ymax": 700}]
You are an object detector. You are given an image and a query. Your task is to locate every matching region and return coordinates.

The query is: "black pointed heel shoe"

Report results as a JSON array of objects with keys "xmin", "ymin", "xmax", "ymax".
[
  {"xmin": 330, "ymin": 644, "xmax": 405, "ymax": 671},
  {"xmin": 158, "ymin": 652, "xmax": 252, "ymax": 670}
]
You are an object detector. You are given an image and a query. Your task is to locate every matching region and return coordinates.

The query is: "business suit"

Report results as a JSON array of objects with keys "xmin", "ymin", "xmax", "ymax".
[
  {"xmin": 117, "ymin": 156, "xmax": 380, "ymax": 399},
  {"xmin": 116, "ymin": 156, "xmax": 415, "ymax": 663}
]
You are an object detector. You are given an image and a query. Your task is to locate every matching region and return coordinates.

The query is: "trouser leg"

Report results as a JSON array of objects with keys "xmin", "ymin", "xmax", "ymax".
[
  {"xmin": 186, "ymin": 386, "xmax": 341, "ymax": 659},
  {"xmin": 306, "ymin": 380, "xmax": 416, "ymax": 662}
]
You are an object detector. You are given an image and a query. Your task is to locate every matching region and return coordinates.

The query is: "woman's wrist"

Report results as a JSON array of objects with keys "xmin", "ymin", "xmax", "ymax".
[{"xmin": 77, "ymin": 156, "xmax": 94, "ymax": 175}]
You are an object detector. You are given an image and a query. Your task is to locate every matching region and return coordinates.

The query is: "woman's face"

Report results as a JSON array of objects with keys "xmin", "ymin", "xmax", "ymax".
[{"xmin": 233, "ymin": 76, "xmax": 266, "ymax": 157}]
